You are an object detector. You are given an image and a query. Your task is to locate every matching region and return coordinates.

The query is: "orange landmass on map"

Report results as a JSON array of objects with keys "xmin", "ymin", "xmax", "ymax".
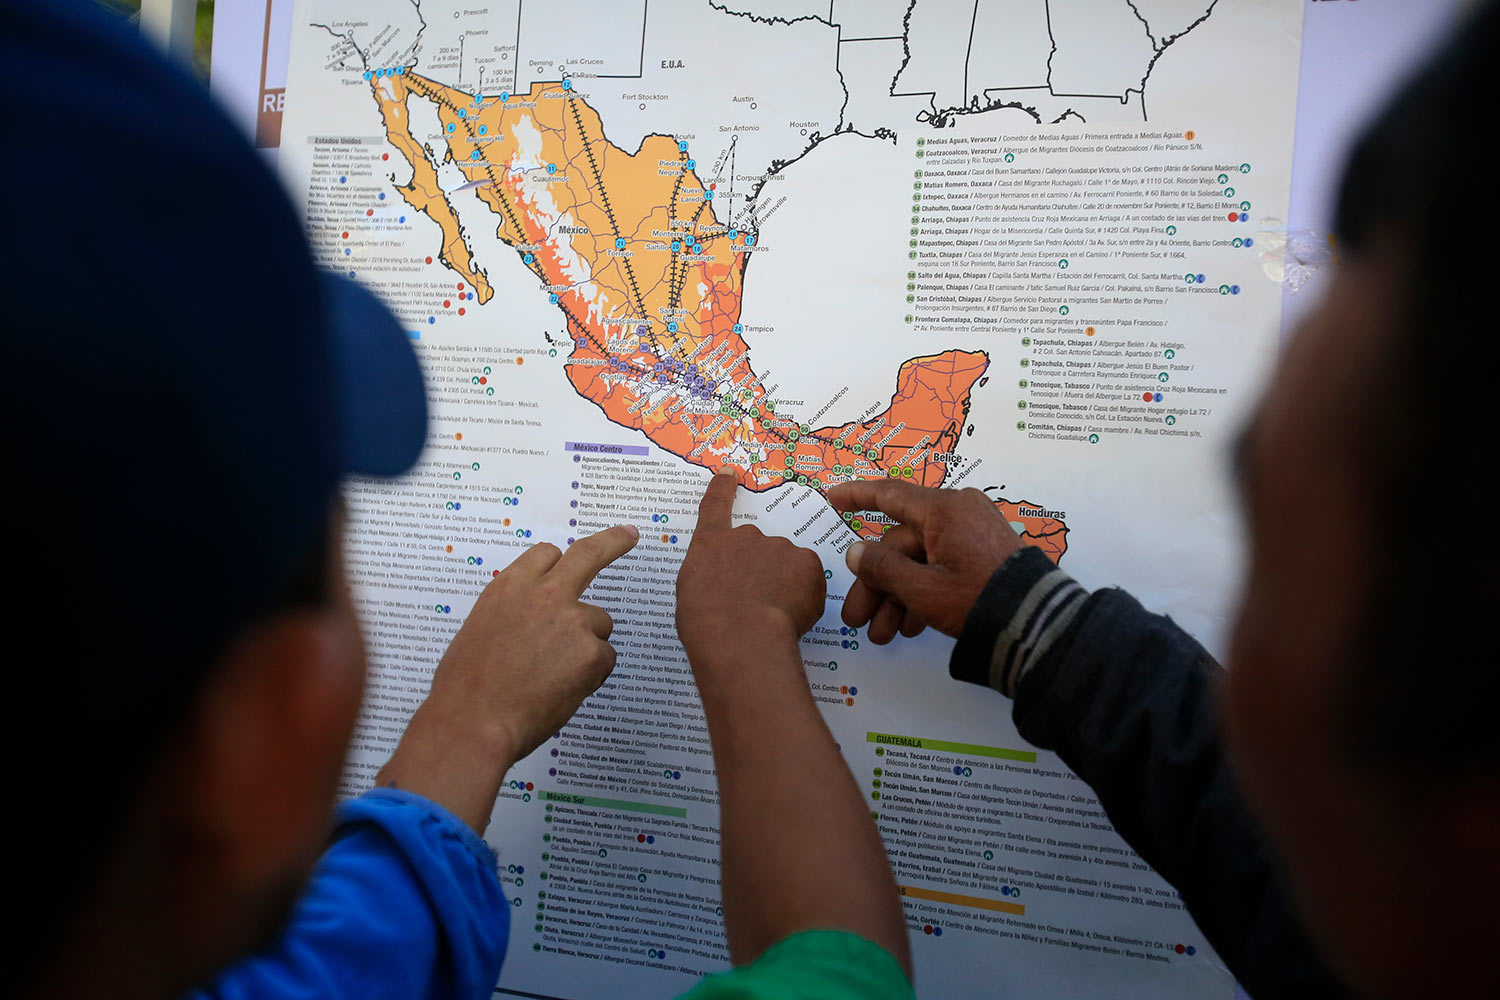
[{"xmin": 373, "ymin": 73, "xmax": 1066, "ymax": 560}]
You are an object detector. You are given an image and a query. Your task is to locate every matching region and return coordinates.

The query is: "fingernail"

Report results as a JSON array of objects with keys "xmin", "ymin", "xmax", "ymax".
[
  {"xmin": 845, "ymin": 541, "xmax": 865, "ymax": 574},
  {"xmin": 717, "ymin": 467, "xmax": 737, "ymax": 478},
  {"xmin": 621, "ymin": 524, "xmax": 640, "ymax": 539}
]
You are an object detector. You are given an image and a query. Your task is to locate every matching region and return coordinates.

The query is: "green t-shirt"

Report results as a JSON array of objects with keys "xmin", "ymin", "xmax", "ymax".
[{"xmin": 677, "ymin": 930, "xmax": 914, "ymax": 1000}]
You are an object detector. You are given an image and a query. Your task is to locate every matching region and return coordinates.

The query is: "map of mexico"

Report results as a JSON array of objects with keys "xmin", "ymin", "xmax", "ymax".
[
  {"xmin": 278, "ymin": 3, "xmax": 1307, "ymax": 997},
  {"xmin": 371, "ymin": 68, "xmax": 1068, "ymax": 557}
]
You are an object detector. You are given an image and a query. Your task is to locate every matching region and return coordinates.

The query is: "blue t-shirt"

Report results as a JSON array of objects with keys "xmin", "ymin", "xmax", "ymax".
[
  {"xmin": 187, "ymin": 788, "xmax": 509, "ymax": 1000},
  {"xmin": 187, "ymin": 789, "xmax": 912, "ymax": 1000}
]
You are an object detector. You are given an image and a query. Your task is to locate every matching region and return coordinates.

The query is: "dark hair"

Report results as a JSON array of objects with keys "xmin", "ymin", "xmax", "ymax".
[{"xmin": 1332, "ymin": 1, "xmax": 1499, "ymax": 774}]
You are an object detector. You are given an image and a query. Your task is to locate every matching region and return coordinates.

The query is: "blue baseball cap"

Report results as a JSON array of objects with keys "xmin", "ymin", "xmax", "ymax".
[{"xmin": 3, "ymin": 1, "xmax": 426, "ymax": 726}]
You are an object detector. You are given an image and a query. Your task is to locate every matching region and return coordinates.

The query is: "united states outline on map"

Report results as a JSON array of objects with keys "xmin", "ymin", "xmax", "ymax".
[{"xmin": 367, "ymin": 67, "xmax": 1067, "ymax": 561}]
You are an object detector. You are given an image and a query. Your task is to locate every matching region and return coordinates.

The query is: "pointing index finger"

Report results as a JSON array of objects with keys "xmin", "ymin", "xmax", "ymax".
[
  {"xmin": 826, "ymin": 479, "xmax": 935, "ymax": 529},
  {"xmin": 694, "ymin": 470, "xmax": 738, "ymax": 535},
  {"xmin": 549, "ymin": 524, "xmax": 640, "ymax": 597}
]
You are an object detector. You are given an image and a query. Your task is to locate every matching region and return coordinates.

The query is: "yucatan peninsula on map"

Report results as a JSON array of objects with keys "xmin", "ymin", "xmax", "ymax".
[{"xmin": 370, "ymin": 70, "xmax": 1067, "ymax": 561}]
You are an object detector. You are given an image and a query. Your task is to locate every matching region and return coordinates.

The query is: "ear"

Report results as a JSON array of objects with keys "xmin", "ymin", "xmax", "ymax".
[{"xmin": 176, "ymin": 607, "xmax": 365, "ymax": 893}]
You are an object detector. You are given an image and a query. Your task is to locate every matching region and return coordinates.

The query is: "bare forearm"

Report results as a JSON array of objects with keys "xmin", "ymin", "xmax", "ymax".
[{"xmin": 694, "ymin": 632, "xmax": 912, "ymax": 976}]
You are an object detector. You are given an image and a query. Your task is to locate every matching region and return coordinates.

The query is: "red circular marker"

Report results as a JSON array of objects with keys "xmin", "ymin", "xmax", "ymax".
[
  {"xmin": 492, "ymin": 570, "xmax": 500, "ymax": 578},
  {"xmin": 1175, "ymin": 944, "xmax": 1186, "ymax": 955},
  {"xmin": 637, "ymin": 834, "xmax": 646, "ymax": 843},
  {"xmin": 444, "ymin": 299, "xmax": 452, "ymax": 308},
  {"xmin": 526, "ymin": 782, "xmax": 534, "ymax": 791},
  {"xmin": 1143, "ymin": 392, "xmax": 1154, "ymax": 402},
  {"xmin": 479, "ymin": 376, "xmax": 488, "ymax": 385},
  {"xmin": 458, "ymin": 282, "xmax": 466, "ymax": 291},
  {"xmin": 425, "ymin": 255, "xmax": 433, "ymax": 264},
  {"xmin": 382, "ymin": 153, "xmax": 390, "ymax": 161},
  {"xmin": 458, "ymin": 307, "xmax": 466, "ymax": 316},
  {"xmin": 1228, "ymin": 212, "xmax": 1239, "ymax": 222},
  {"xmin": 923, "ymin": 926, "xmax": 933, "ymax": 936},
  {"xmin": 342, "ymin": 231, "xmax": 349, "ymax": 239},
  {"xmin": 709, "ymin": 183, "xmax": 716, "ymax": 190},
  {"xmin": 366, "ymin": 208, "xmax": 374, "ymax": 216}
]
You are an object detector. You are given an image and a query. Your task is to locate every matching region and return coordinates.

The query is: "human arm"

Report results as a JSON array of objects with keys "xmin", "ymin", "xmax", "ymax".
[
  {"xmin": 376, "ymin": 525, "xmax": 639, "ymax": 833},
  {"xmin": 827, "ymin": 480, "xmax": 1353, "ymax": 1000},
  {"xmin": 676, "ymin": 473, "xmax": 913, "ymax": 981}
]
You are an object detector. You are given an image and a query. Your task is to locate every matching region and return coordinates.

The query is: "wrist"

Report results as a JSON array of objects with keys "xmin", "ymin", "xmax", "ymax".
[
  {"xmin": 377, "ymin": 699, "xmax": 521, "ymax": 834},
  {"xmin": 683, "ymin": 605, "xmax": 802, "ymax": 674}
]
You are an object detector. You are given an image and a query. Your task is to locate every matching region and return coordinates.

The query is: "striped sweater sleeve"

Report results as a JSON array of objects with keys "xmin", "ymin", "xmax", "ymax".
[{"xmin": 946, "ymin": 545, "xmax": 1355, "ymax": 1000}]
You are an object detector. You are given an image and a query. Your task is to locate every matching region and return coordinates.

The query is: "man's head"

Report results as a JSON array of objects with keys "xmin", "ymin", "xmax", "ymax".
[
  {"xmin": 2, "ymin": 2, "xmax": 426, "ymax": 996},
  {"xmin": 1224, "ymin": 4, "xmax": 1499, "ymax": 996}
]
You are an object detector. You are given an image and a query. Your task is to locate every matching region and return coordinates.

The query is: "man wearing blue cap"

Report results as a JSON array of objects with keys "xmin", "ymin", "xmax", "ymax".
[{"xmin": 4, "ymin": 3, "xmax": 915, "ymax": 1000}]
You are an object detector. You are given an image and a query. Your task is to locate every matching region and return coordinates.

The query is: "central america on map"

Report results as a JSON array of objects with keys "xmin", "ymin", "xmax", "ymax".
[{"xmin": 368, "ymin": 67, "xmax": 1069, "ymax": 561}]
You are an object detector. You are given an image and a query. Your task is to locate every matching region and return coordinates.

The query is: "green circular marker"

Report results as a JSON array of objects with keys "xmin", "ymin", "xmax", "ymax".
[
  {"xmin": 1019, "ymin": 379, "xmax": 1028, "ymax": 388},
  {"xmin": 1166, "ymin": 414, "xmax": 1177, "ymax": 426},
  {"xmin": 1058, "ymin": 258, "xmax": 1068, "ymax": 269},
  {"xmin": 1233, "ymin": 237, "xmax": 1243, "ymax": 248},
  {"xmin": 1017, "ymin": 421, "xmax": 1026, "ymax": 430},
  {"xmin": 522, "ymin": 792, "xmax": 531, "ymax": 802},
  {"xmin": 872, "ymin": 779, "xmax": 881, "ymax": 788},
  {"xmin": 484, "ymin": 365, "xmax": 492, "ymax": 374},
  {"xmin": 1219, "ymin": 284, "xmax": 1230, "ymax": 295},
  {"xmin": 1159, "ymin": 371, "xmax": 1170, "ymax": 383},
  {"xmin": 824, "ymin": 570, "xmax": 833, "ymax": 580},
  {"xmin": 875, "ymin": 745, "xmax": 882, "ymax": 755},
  {"xmin": 850, "ymin": 640, "xmax": 860, "ymax": 650},
  {"xmin": 472, "ymin": 376, "xmax": 480, "ymax": 384},
  {"xmin": 1020, "ymin": 359, "xmax": 1029, "ymax": 368},
  {"xmin": 1166, "ymin": 225, "xmax": 1177, "ymax": 236},
  {"xmin": 1218, "ymin": 173, "xmax": 1229, "ymax": 184},
  {"xmin": 850, "ymin": 517, "xmax": 864, "ymax": 530},
  {"xmin": 1225, "ymin": 186, "xmax": 1235, "ymax": 198},
  {"xmin": 1185, "ymin": 273, "xmax": 1195, "ymax": 283},
  {"xmin": 888, "ymin": 468, "xmax": 899, "ymax": 478},
  {"xmin": 549, "ymin": 349, "xmax": 557, "ymax": 357},
  {"xmin": 867, "ymin": 448, "xmax": 878, "ymax": 459},
  {"xmin": 1022, "ymin": 336, "xmax": 1031, "ymax": 346},
  {"xmin": 797, "ymin": 474, "xmax": 807, "ymax": 485},
  {"xmin": 454, "ymin": 471, "xmax": 462, "ymax": 480},
  {"xmin": 871, "ymin": 791, "xmax": 880, "ymax": 800},
  {"xmin": 598, "ymin": 848, "xmax": 606, "ymax": 857},
  {"xmin": 829, "ymin": 660, "xmax": 838, "ymax": 670},
  {"xmin": 900, "ymin": 468, "xmax": 912, "ymax": 479},
  {"xmin": 1240, "ymin": 162, "xmax": 1251, "ymax": 173},
  {"xmin": 1240, "ymin": 200, "xmax": 1250, "ymax": 212},
  {"xmin": 1017, "ymin": 401, "xmax": 1027, "ymax": 410},
  {"xmin": 486, "ymin": 387, "xmax": 494, "ymax": 396},
  {"xmin": 1089, "ymin": 433, "xmax": 1100, "ymax": 444},
  {"xmin": 472, "ymin": 461, "xmax": 480, "ymax": 471},
  {"xmin": 516, "ymin": 486, "xmax": 524, "ymax": 494},
  {"xmin": 788, "ymin": 430, "xmax": 799, "ymax": 442},
  {"xmin": 533, "ymin": 944, "xmax": 541, "ymax": 952},
  {"xmin": 516, "ymin": 877, "xmax": 524, "ymax": 886},
  {"xmin": 1004, "ymin": 152, "xmax": 1014, "ymax": 163},
  {"xmin": 785, "ymin": 456, "xmax": 794, "ymax": 468},
  {"xmin": 1059, "ymin": 305, "xmax": 1069, "ymax": 316},
  {"xmin": 905, "ymin": 314, "xmax": 913, "ymax": 324},
  {"xmin": 1164, "ymin": 348, "xmax": 1176, "ymax": 359},
  {"xmin": 638, "ymin": 874, "xmax": 647, "ymax": 884}
]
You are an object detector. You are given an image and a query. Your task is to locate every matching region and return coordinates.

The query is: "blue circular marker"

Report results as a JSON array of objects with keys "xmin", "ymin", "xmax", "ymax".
[
  {"xmin": 729, "ymin": 228, "xmax": 738, "ymax": 239},
  {"xmin": 616, "ymin": 237, "xmax": 626, "ymax": 249},
  {"xmin": 733, "ymin": 323, "xmax": 743, "ymax": 334},
  {"xmin": 704, "ymin": 190, "xmax": 713, "ymax": 200},
  {"xmin": 428, "ymin": 316, "xmax": 435, "ymax": 324},
  {"xmin": 447, "ymin": 123, "xmax": 456, "ymax": 133},
  {"xmin": 364, "ymin": 71, "xmax": 372, "ymax": 80},
  {"xmin": 443, "ymin": 605, "xmax": 451, "ymax": 614},
  {"xmin": 686, "ymin": 158, "xmax": 696, "ymax": 170},
  {"xmin": 849, "ymin": 687, "xmax": 857, "ymax": 696},
  {"xmin": 524, "ymin": 253, "xmax": 535, "ymax": 264},
  {"xmin": 745, "ymin": 235, "xmax": 756, "ymax": 246},
  {"xmin": 458, "ymin": 108, "xmax": 467, "ymax": 118},
  {"xmin": 673, "ymin": 770, "xmax": 681, "ymax": 779},
  {"xmin": 348, "ymin": 270, "xmax": 356, "ymax": 278},
  {"xmin": 471, "ymin": 150, "xmax": 480, "ymax": 160},
  {"xmin": 652, "ymin": 514, "xmax": 660, "ymax": 522},
  {"xmin": 397, "ymin": 66, "xmax": 406, "ymax": 76},
  {"xmin": 525, "ymin": 529, "xmax": 532, "ymax": 538},
  {"xmin": 399, "ymin": 215, "xmax": 406, "ymax": 223},
  {"xmin": 339, "ymin": 176, "xmax": 347, "ymax": 183},
  {"xmin": 454, "ymin": 502, "xmax": 461, "ymax": 510},
  {"xmin": 671, "ymin": 241, "xmax": 682, "ymax": 252},
  {"xmin": 840, "ymin": 626, "xmax": 848, "ymax": 635},
  {"xmin": 1231, "ymin": 284, "xmax": 1241, "ymax": 295},
  {"xmin": 378, "ymin": 192, "xmax": 386, "ymax": 200},
  {"xmin": 678, "ymin": 140, "xmax": 688, "ymax": 152},
  {"xmin": 563, "ymin": 78, "xmax": 572, "ymax": 91},
  {"xmin": 1154, "ymin": 392, "xmax": 1163, "ymax": 402},
  {"xmin": 692, "ymin": 243, "xmax": 702, "ymax": 254},
  {"xmin": 344, "ymin": 248, "xmax": 351, "ymax": 256},
  {"xmin": 934, "ymin": 927, "xmax": 943, "ymax": 937},
  {"xmin": 647, "ymin": 835, "xmax": 655, "ymax": 844},
  {"xmin": 479, "ymin": 125, "xmax": 487, "ymax": 135},
  {"xmin": 501, "ymin": 91, "xmax": 510, "ymax": 102},
  {"xmin": 547, "ymin": 163, "xmax": 557, "ymax": 174},
  {"xmin": 1196, "ymin": 273, "xmax": 1206, "ymax": 284},
  {"xmin": 1187, "ymin": 946, "xmax": 1197, "ymax": 956},
  {"xmin": 953, "ymin": 765, "xmax": 962, "ymax": 775},
  {"xmin": 668, "ymin": 321, "xmax": 678, "ymax": 333},
  {"xmin": 669, "ymin": 537, "xmax": 678, "ymax": 545},
  {"xmin": 1244, "ymin": 238, "xmax": 1254, "ymax": 248},
  {"xmin": 476, "ymin": 557, "xmax": 483, "ymax": 566},
  {"xmin": 1002, "ymin": 886, "xmax": 1011, "ymax": 896},
  {"xmin": 549, "ymin": 293, "xmax": 559, "ymax": 303}
]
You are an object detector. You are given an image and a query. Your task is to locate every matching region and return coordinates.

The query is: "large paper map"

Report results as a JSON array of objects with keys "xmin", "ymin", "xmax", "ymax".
[{"xmin": 280, "ymin": 2, "xmax": 1304, "ymax": 997}]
